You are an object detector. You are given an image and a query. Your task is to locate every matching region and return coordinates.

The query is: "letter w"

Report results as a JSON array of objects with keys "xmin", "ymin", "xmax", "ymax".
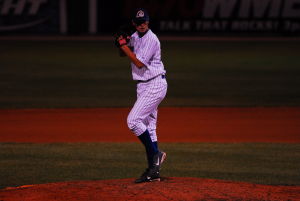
[{"xmin": 203, "ymin": 0, "xmax": 238, "ymax": 18}]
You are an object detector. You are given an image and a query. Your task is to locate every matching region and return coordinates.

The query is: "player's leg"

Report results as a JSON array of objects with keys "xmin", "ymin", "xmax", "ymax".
[
  {"xmin": 144, "ymin": 109, "xmax": 158, "ymax": 148},
  {"xmin": 127, "ymin": 79, "xmax": 167, "ymax": 166},
  {"xmin": 127, "ymin": 79, "xmax": 167, "ymax": 138},
  {"xmin": 143, "ymin": 109, "xmax": 158, "ymax": 167},
  {"xmin": 128, "ymin": 78, "xmax": 167, "ymax": 183},
  {"xmin": 127, "ymin": 96, "xmax": 160, "ymax": 164},
  {"xmin": 147, "ymin": 77, "xmax": 168, "ymax": 170},
  {"xmin": 146, "ymin": 76, "xmax": 167, "ymax": 152}
]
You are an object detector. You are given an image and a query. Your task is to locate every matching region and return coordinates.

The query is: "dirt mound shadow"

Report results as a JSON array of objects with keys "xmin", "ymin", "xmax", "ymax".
[{"xmin": 1, "ymin": 177, "xmax": 299, "ymax": 201}]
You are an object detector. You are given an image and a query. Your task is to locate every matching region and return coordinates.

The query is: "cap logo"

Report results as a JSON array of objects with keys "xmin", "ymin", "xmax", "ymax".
[{"xmin": 136, "ymin": 10, "xmax": 144, "ymax": 18}]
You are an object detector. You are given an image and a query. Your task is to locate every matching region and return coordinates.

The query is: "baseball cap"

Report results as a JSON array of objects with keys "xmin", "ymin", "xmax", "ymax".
[{"xmin": 132, "ymin": 8, "xmax": 150, "ymax": 25}]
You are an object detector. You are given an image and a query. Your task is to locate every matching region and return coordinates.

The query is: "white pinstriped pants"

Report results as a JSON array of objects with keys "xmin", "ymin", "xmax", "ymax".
[{"xmin": 127, "ymin": 75, "xmax": 167, "ymax": 142}]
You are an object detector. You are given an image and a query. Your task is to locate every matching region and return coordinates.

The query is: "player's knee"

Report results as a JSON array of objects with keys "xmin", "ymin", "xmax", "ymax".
[
  {"xmin": 127, "ymin": 116, "xmax": 145, "ymax": 135},
  {"xmin": 127, "ymin": 116, "xmax": 136, "ymax": 131}
]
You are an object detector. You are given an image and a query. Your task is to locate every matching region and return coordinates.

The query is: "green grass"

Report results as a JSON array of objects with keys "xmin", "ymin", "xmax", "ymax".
[
  {"xmin": 1, "ymin": 142, "xmax": 299, "ymax": 188},
  {"xmin": 0, "ymin": 40, "xmax": 300, "ymax": 108}
]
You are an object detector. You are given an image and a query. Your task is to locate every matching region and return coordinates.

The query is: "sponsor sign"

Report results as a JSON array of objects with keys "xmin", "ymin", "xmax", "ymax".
[
  {"xmin": 122, "ymin": 0, "xmax": 300, "ymax": 34},
  {"xmin": 0, "ymin": 0, "xmax": 60, "ymax": 34}
]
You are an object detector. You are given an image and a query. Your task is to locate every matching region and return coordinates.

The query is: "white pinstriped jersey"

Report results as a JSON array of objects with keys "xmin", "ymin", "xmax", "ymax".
[{"xmin": 129, "ymin": 29, "xmax": 166, "ymax": 81}]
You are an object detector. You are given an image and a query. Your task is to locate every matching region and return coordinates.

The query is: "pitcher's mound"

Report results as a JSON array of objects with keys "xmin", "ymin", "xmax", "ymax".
[{"xmin": 1, "ymin": 177, "xmax": 299, "ymax": 201}]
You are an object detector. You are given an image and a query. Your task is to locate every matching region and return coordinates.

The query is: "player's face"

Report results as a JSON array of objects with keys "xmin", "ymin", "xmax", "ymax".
[{"xmin": 134, "ymin": 21, "xmax": 149, "ymax": 33}]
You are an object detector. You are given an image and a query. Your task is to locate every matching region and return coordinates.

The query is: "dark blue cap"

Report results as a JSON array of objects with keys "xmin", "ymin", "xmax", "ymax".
[{"xmin": 132, "ymin": 8, "xmax": 150, "ymax": 25}]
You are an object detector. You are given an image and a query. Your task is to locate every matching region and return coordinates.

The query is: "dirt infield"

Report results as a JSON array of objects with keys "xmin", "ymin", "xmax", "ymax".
[
  {"xmin": 1, "ymin": 107, "xmax": 300, "ymax": 201},
  {"xmin": 1, "ymin": 107, "xmax": 300, "ymax": 143},
  {"xmin": 1, "ymin": 177, "xmax": 300, "ymax": 201}
]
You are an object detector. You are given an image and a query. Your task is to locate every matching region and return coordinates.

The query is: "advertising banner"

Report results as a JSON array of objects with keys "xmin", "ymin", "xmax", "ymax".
[
  {"xmin": 121, "ymin": 0, "xmax": 300, "ymax": 35},
  {"xmin": 1, "ymin": 0, "xmax": 299, "ymax": 35},
  {"xmin": 0, "ymin": 0, "xmax": 61, "ymax": 34}
]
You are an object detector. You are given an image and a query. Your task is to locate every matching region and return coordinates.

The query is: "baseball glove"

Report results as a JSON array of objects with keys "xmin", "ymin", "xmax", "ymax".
[{"xmin": 114, "ymin": 24, "xmax": 135, "ymax": 48}]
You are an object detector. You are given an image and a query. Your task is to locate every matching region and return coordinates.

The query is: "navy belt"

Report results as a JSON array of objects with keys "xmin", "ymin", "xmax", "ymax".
[{"xmin": 137, "ymin": 74, "xmax": 166, "ymax": 83}]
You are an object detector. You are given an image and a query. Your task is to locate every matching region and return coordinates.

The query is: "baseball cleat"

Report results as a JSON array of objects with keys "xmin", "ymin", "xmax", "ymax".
[
  {"xmin": 135, "ymin": 168, "xmax": 160, "ymax": 183},
  {"xmin": 153, "ymin": 151, "xmax": 166, "ymax": 169}
]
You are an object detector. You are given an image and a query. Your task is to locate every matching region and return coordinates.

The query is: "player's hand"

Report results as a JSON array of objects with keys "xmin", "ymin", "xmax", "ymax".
[
  {"xmin": 115, "ymin": 35, "xmax": 129, "ymax": 48},
  {"xmin": 114, "ymin": 24, "xmax": 134, "ymax": 48}
]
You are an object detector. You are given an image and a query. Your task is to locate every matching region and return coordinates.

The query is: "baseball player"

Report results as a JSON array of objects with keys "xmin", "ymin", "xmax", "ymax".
[{"xmin": 115, "ymin": 8, "xmax": 167, "ymax": 183}]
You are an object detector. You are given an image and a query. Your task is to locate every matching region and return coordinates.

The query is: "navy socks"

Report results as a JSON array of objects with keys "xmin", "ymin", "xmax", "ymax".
[
  {"xmin": 153, "ymin": 141, "xmax": 158, "ymax": 151},
  {"xmin": 138, "ymin": 130, "xmax": 159, "ymax": 167}
]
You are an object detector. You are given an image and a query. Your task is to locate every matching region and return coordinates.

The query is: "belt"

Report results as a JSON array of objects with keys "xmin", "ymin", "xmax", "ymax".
[{"xmin": 137, "ymin": 74, "xmax": 166, "ymax": 83}]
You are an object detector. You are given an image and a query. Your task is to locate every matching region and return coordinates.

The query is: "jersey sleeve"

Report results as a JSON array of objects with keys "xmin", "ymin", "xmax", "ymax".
[{"xmin": 135, "ymin": 38, "xmax": 158, "ymax": 67}]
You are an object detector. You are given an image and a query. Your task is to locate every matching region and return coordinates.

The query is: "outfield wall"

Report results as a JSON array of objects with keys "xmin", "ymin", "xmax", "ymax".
[{"xmin": 0, "ymin": 0, "xmax": 299, "ymax": 36}]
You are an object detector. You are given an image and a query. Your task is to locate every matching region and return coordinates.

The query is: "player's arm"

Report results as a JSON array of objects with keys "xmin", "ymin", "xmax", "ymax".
[
  {"xmin": 119, "ymin": 46, "xmax": 133, "ymax": 57},
  {"xmin": 120, "ymin": 45, "xmax": 145, "ymax": 68},
  {"xmin": 116, "ymin": 36, "xmax": 145, "ymax": 68}
]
